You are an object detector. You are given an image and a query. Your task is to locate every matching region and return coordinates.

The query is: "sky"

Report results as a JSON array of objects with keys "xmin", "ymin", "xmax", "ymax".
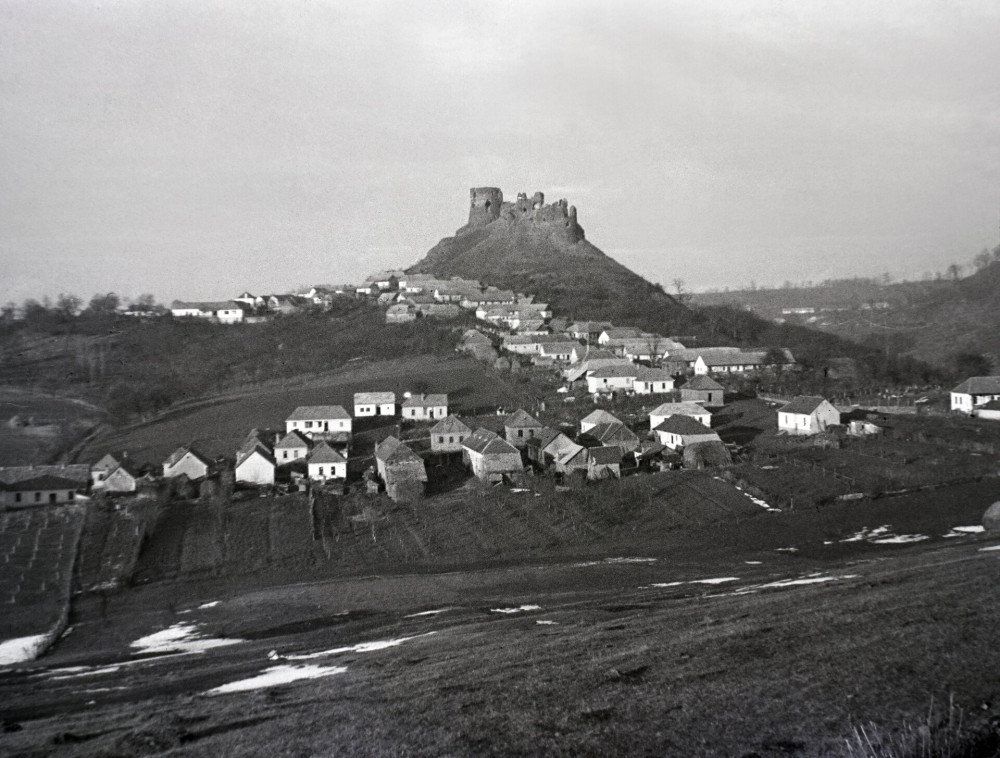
[{"xmin": 2, "ymin": 0, "xmax": 999, "ymax": 304}]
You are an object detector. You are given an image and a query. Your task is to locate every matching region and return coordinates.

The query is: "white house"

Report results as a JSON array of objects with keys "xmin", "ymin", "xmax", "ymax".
[
  {"xmin": 91, "ymin": 453, "xmax": 124, "ymax": 488},
  {"xmin": 169, "ymin": 301, "xmax": 246, "ymax": 324},
  {"xmin": 598, "ymin": 327, "xmax": 643, "ymax": 345},
  {"xmin": 649, "ymin": 402, "xmax": 712, "ymax": 430},
  {"xmin": 653, "ymin": 416, "xmax": 722, "ymax": 450},
  {"xmin": 680, "ymin": 375, "xmax": 725, "ymax": 406},
  {"xmin": 777, "ymin": 396, "xmax": 840, "ymax": 435},
  {"xmin": 235, "ymin": 444, "xmax": 275, "ymax": 486},
  {"xmin": 974, "ymin": 400, "xmax": 1000, "ymax": 421},
  {"xmin": 586, "ymin": 364, "xmax": 638, "ymax": 394},
  {"xmin": 274, "ymin": 430, "xmax": 311, "ymax": 463},
  {"xmin": 354, "ymin": 392, "xmax": 397, "ymax": 417},
  {"xmin": 402, "ymin": 394, "xmax": 448, "ymax": 421},
  {"xmin": 430, "ymin": 415, "xmax": 472, "ymax": 453},
  {"xmin": 0, "ymin": 464, "xmax": 90, "ymax": 507},
  {"xmin": 100, "ymin": 461, "xmax": 140, "ymax": 494},
  {"xmin": 536, "ymin": 342, "xmax": 582, "ymax": 364},
  {"xmin": 307, "ymin": 441, "xmax": 347, "ymax": 481},
  {"xmin": 163, "ymin": 446, "xmax": 212, "ymax": 480},
  {"xmin": 632, "ymin": 368, "xmax": 675, "ymax": 395},
  {"xmin": 951, "ymin": 376, "xmax": 1000, "ymax": 413},
  {"xmin": 285, "ymin": 406, "xmax": 352, "ymax": 438},
  {"xmin": 461, "ymin": 428, "xmax": 523, "ymax": 483}
]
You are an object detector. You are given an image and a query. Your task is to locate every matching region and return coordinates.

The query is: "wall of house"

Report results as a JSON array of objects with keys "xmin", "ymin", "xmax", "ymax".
[
  {"xmin": 165, "ymin": 455, "xmax": 208, "ymax": 480},
  {"xmin": 431, "ymin": 434, "xmax": 467, "ymax": 453},
  {"xmin": 2, "ymin": 488, "xmax": 78, "ymax": 506},
  {"xmin": 103, "ymin": 468, "xmax": 137, "ymax": 493},
  {"xmin": 309, "ymin": 462, "xmax": 346, "ymax": 481},
  {"xmin": 237, "ymin": 455, "xmax": 275, "ymax": 485}
]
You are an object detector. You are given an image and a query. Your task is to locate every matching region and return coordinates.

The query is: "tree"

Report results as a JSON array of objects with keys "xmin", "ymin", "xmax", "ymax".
[
  {"xmin": 953, "ymin": 351, "xmax": 992, "ymax": 379},
  {"xmin": 946, "ymin": 263, "xmax": 962, "ymax": 281},
  {"xmin": 87, "ymin": 292, "xmax": 120, "ymax": 316},
  {"xmin": 672, "ymin": 278, "xmax": 692, "ymax": 305},
  {"xmin": 973, "ymin": 249, "xmax": 992, "ymax": 271},
  {"xmin": 55, "ymin": 293, "xmax": 82, "ymax": 319},
  {"xmin": 133, "ymin": 293, "xmax": 158, "ymax": 312}
]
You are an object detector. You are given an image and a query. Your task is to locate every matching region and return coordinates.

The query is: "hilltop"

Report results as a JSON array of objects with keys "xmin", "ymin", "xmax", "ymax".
[{"xmin": 407, "ymin": 188, "xmax": 690, "ymax": 333}]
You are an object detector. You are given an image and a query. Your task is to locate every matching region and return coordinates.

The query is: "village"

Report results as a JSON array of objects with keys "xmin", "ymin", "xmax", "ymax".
[{"xmin": 4, "ymin": 269, "xmax": 999, "ymax": 511}]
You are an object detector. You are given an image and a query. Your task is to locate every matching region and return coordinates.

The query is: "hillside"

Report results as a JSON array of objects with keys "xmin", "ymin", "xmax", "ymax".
[{"xmin": 407, "ymin": 188, "xmax": 691, "ymax": 333}]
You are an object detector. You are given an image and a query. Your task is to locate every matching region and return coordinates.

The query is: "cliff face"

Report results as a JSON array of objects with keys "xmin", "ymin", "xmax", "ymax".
[{"xmin": 408, "ymin": 188, "xmax": 689, "ymax": 331}]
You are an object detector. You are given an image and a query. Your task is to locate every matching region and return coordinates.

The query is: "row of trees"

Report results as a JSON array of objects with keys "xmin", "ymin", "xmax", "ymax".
[{"xmin": 1, "ymin": 292, "xmax": 162, "ymax": 325}]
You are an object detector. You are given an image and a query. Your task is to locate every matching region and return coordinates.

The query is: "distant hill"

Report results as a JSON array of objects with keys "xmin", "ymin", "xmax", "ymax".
[
  {"xmin": 691, "ymin": 255, "xmax": 1000, "ymax": 370},
  {"xmin": 407, "ymin": 187, "xmax": 691, "ymax": 333}
]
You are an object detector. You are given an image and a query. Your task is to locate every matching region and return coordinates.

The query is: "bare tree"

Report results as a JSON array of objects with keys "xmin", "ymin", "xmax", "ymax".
[{"xmin": 946, "ymin": 263, "xmax": 962, "ymax": 281}]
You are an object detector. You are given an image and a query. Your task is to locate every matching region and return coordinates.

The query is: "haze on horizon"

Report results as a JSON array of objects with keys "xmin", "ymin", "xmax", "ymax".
[{"xmin": 2, "ymin": 0, "xmax": 999, "ymax": 305}]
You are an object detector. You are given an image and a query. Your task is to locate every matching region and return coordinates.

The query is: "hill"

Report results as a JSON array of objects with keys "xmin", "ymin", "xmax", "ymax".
[{"xmin": 407, "ymin": 187, "xmax": 690, "ymax": 333}]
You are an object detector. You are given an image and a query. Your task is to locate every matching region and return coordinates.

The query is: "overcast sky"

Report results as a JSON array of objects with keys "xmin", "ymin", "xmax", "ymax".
[{"xmin": 2, "ymin": 0, "xmax": 999, "ymax": 304}]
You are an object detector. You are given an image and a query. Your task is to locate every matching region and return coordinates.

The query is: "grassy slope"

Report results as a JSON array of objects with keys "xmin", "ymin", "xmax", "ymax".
[{"xmin": 2, "ymin": 480, "xmax": 999, "ymax": 756}]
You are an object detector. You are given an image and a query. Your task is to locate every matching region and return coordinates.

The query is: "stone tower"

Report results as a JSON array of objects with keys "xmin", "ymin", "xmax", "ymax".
[{"xmin": 468, "ymin": 187, "xmax": 503, "ymax": 228}]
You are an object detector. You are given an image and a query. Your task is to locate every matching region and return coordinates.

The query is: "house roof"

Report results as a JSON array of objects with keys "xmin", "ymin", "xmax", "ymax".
[
  {"xmin": 654, "ymin": 416, "xmax": 721, "ymax": 436},
  {"xmin": 430, "ymin": 415, "xmax": 472, "ymax": 435},
  {"xmin": 588, "ymin": 447, "xmax": 623, "ymax": 465},
  {"xmin": 462, "ymin": 428, "xmax": 521, "ymax": 456},
  {"xmin": 275, "ymin": 430, "xmax": 312, "ymax": 450},
  {"xmin": 602, "ymin": 327, "xmax": 643, "ymax": 338},
  {"xmin": 171, "ymin": 300, "xmax": 243, "ymax": 311},
  {"xmin": 683, "ymin": 375, "xmax": 724, "ymax": 391},
  {"xmin": 651, "ymin": 402, "xmax": 710, "ymax": 418},
  {"xmin": 588, "ymin": 364, "xmax": 639, "ymax": 379},
  {"xmin": 354, "ymin": 391, "xmax": 396, "ymax": 405},
  {"xmin": 586, "ymin": 421, "xmax": 639, "ymax": 444},
  {"xmin": 375, "ymin": 436, "xmax": 403, "ymax": 462},
  {"xmin": 308, "ymin": 441, "xmax": 347, "ymax": 464},
  {"xmin": 383, "ymin": 442, "xmax": 425, "ymax": 467},
  {"xmin": 952, "ymin": 376, "xmax": 1000, "ymax": 394},
  {"xmin": 106, "ymin": 459, "xmax": 141, "ymax": 480},
  {"xmin": 461, "ymin": 330, "xmax": 493, "ymax": 345},
  {"xmin": 979, "ymin": 399, "xmax": 1000, "ymax": 411},
  {"xmin": 505, "ymin": 409, "xmax": 542, "ymax": 428},
  {"xmin": 568, "ymin": 321, "xmax": 613, "ymax": 332},
  {"xmin": 581, "ymin": 409, "xmax": 623, "ymax": 427},
  {"xmin": 698, "ymin": 349, "xmax": 768, "ymax": 367},
  {"xmin": 564, "ymin": 358, "xmax": 633, "ymax": 383},
  {"xmin": 93, "ymin": 453, "xmax": 122, "ymax": 473},
  {"xmin": 634, "ymin": 367, "xmax": 674, "ymax": 381},
  {"xmin": 286, "ymin": 405, "xmax": 350, "ymax": 421},
  {"xmin": 164, "ymin": 446, "xmax": 212, "ymax": 469},
  {"xmin": 526, "ymin": 427, "xmax": 560, "ymax": 449},
  {"xmin": 778, "ymin": 396, "xmax": 831, "ymax": 415},
  {"xmin": 0, "ymin": 464, "xmax": 90, "ymax": 488},
  {"xmin": 236, "ymin": 443, "xmax": 275, "ymax": 469},
  {"xmin": 402, "ymin": 394, "xmax": 448, "ymax": 408}
]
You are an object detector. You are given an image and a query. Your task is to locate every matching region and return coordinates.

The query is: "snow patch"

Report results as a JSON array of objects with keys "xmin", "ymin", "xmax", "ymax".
[
  {"xmin": 491, "ymin": 604, "xmax": 541, "ymax": 614},
  {"xmin": 0, "ymin": 634, "xmax": 49, "ymax": 665},
  {"xmin": 728, "ymin": 574, "xmax": 860, "ymax": 596},
  {"xmin": 405, "ymin": 608, "xmax": 452, "ymax": 618},
  {"xmin": 744, "ymin": 561, "xmax": 763, "ymax": 565},
  {"xmin": 690, "ymin": 577, "xmax": 739, "ymax": 585},
  {"xmin": 650, "ymin": 581, "xmax": 684, "ymax": 588},
  {"xmin": 978, "ymin": 545, "xmax": 1000, "ymax": 552},
  {"xmin": 733, "ymin": 485, "xmax": 781, "ymax": 512},
  {"xmin": 282, "ymin": 633, "xmax": 435, "ymax": 661},
  {"xmin": 207, "ymin": 664, "xmax": 347, "ymax": 695},
  {"xmin": 131, "ymin": 623, "xmax": 243, "ymax": 656},
  {"xmin": 536, "ymin": 620, "xmax": 558, "ymax": 625},
  {"xmin": 573, "ymin": 557, "xmax": 657, "ymax": 567},
  {"xmin": 871, "ymin": 534, "xmax": 928, "ymax": 545},
  {"xmin": 775, "ymin": 547, "xmax": 799, "ymax": 553},
  {"xmin": 198, "ymin": 601, "xmax": 220, "ymax": 609},
  {"xmin": 944, "ymin": 525, "xmax": 986, "ymax": 538}
]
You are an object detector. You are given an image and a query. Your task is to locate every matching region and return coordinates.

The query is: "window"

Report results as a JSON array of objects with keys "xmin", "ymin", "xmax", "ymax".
[
  {"xmin": 318, "ymin": 467, "xmax": 324, "ymax": 476},
  {"xmin": 15, "ymin": 493, "xmax": 21, "ymax": 503},
  {"xmin": 306, "ymin": 421, "xmax": 313, "ymax": 428},
  {"xmin": 35, "ymin": 492, "xmax": 41, "ymax": 502},
  {"xmin": 69, "ymin": 491, "xmax": 75, "ymax": 500},
  {"xmin": 449, "ymin": 436, "xmax": 454, "ymax": 443},
  {"xmin": 283, "ymin": 451, "xmax": 288, "ymax": 460},
  {"xmin": 518, "ymin": 429, "xmax": 523, "ymax": 437},
  {"xmin": 439, "ymin": 436, "xmax": 445, "ymax": 444}
]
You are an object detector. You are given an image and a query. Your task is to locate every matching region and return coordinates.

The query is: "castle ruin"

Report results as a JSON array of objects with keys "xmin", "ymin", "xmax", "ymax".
[{"xmin": 466, "ymin": 187, "xmax": 584, "ymax": 243}]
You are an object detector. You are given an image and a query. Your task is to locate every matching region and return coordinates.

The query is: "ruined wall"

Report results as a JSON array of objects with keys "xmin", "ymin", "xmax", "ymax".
[{"xmin": 465, "ymin": 187, "xmax": 584, "ymax": 242}]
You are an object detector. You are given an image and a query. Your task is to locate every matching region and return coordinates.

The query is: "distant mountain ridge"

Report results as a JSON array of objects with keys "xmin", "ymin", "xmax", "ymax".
[{"xmin": 407, "ymin": 187, "xmax": 689, "ymax": 333}]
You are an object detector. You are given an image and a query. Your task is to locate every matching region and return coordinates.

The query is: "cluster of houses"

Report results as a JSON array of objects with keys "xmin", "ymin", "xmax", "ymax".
[{"xmin": 950, "ymin": 376, "xmax": 1000, "ymax": 420}]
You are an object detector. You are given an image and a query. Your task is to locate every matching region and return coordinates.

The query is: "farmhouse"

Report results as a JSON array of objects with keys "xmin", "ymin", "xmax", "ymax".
[
  {"xmin": 274, "ymin": 430, "xmax": 311, "ymax": 463},
  {"xmin": 163, "ymin": 446, "xmax": 212, "ymax": 480},
  {"xmin": 587, "ymin": 447, "xmax": 622, "ymax": 480},
  {"xmin": 91, "ymin": 453, "xmax": 125, "ymax": 488},
  {"xmin": 306, "ymin": 441, "xmax": 347, "ymax": 482},
  {"xmin": 462, "ymin": 428, "xmax": 523, "ymax": 483},
  {"xmin": 235, "ymin": 443, "xmax": 275, "ymax": 486},
  {"xmin": 586, "ymin": 364, "xmax": 638, "ymax": 394},
  {"xmin": 566, "ymin": 321, "xmax": 613, "ymax": 341},
  {"xmin": 649, "ymin": 402, "xmax": 712, "ymax": 429},
  {"xmin": 285, "ymin": 406, "xmax": 352, "ymax": 438},
  {"xmin": 564, "ymin": 357, "xmax": 633, "ymax": 384},
  {"xmin": 598, "ymin": 327, "xmax": 643, "ymax": 344},
  {"xmin": 375, "ymin": 436, "xmax": 404, "ymax": 479},
  {"xmin": 653, "ymin": 416, "xmax": 722, "ymax": 451},
  {"xmin": 536, "ymin": 341, "xmax": 582, "ymax": 364},
  {"xmin": 618, "ymin": 337, "xmax": 685, "ymax": 362},
  {"xmin": 579, "ymin": 421, "xmax": 640, "ymax": 455},
  {"xmin": 385, "ymin": 303, "xmax": 417, "ymax": 323},
  {"xmin": 0, "ymin": 464, "xmax": 91, "ymax": 507},
  {"xmin": 778, "ymin": 396, "xmax": 841, "ymax": 435},
  {"xmin": 504, "ymin": 409, "xmax": 544, "ymax": 448},
  {"xmin": 553, "ymin": 444, "xmax": 590, "ymax": 476},
  {"xmin": 525, "ymin": 428, "xmax": 578, "ymax": 466},
  {"xmin": 580, "ymin": 409, "xmax": 623, "ymax": 433},
  {"xmin": 974, "ymin": 399, "xmax": 1000, "ymax": 421},
  {"xmin": 502, "ymin": 335, "xmax": 544, "ymax": 355},
  {"xmin": 379, "ymin": 441, "xmax": 428, "ymax": 502},
  {"xmin": 402, "ymin": 394, "xmax": 448, "ymax": 421},
  {"xmin": 951, "ymin": 376, "xmax": 1000, "ymax": 413},
  {"xmin": 430, "ymin": 415, "xmax": 472, "ymax": 453},
  {"xmin": 354, "ymin": 392, "xmax": 396, "ymax": 417},
  {"xmin": 680, "ymin": 375, "xmax": 725, "ymax": 405},
  {"xmin": 632, "ymin": 367, "xmax": 675, "ymax": 395},
  {"xmin": 99, "ymin": 460, "xmax": 140, "ymax": 494},
  {"xmin": 170, "ymin": 300, "xmax": 246, "ymax": 324}
]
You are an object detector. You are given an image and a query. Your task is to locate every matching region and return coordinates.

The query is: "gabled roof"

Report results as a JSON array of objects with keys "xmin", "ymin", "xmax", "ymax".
[
  {"xmin": 651, "ymin": 402, "xmax": 710, "ymax": 418},
  {"xmin": 164, "ymin": 445, "xmax": 212, "ymax": 469},
  {"xmin": 375, "ymin": 436, "xmax": 403, "ymax": 462},
  {"xmin": 952, "ymin": 376, "xmax": 1000, "ymax": 394},
  {"xmin": 106, "ymin": 459, "xmax": 141, "ymax": 480},
  {"xmin": 581, "ymin": 409, "xmax": 622, "ymax": 427},
  {"xmin": 430, "ymin": 415, "xmax": 472, "ymax": 435},
  {"xmin": 275, "ymin": 430, "xmax": 312, "ymax": 450},
  {"xmin": 601, "ymin": 327, "xmax": 643, "ymax": 338},
  {"xmin": 462, "ymin": 428, "xmax": 520, "ymax": 456},
  {"xmin": 308, "ymin": 441, "xmax": 347, "ymax": 465},
  {"xmin": 171, "ymin": 300, "xmax": 243, "ymax": 311},
  {"xmin": 577, "ymin": 348, "xmax": 616, "ymax": 360},
  {"xmin": 461, "ymin": 330, "xmax": 493, "ymax": 345},
  {"xmin": 354, "ymin": 391, "xmax": 396, "ymax": 405},
  {"xmin": 526, "ymin": 427, "xmax": 561, "ymax": 450},
  {"xmin": 286, "ymin": 405, "xmax": 350, "ymax": 421},
  {"xmin": 568, "ymin": 321, "xmax": 613, "ymax": 332},
  {"xmin": 383, "ymin": 442, "xmax": 424, "ymax": 467},
  {"xmin": 402, "ymin": 393, "xmax": 448, "ymax": 408},
  {"xmin": 698, "ymin": 349, "xmax": 768, "ymax": 367},
  {"xmin": 0, "ymin": 464, "xmax": 90, "ymax": 488},
  {"xmin": 588, "ymin": 364, "xmax": 639, "ymax": 379},
  {"xmin": 683, "ymin": 375, "xmax": 724, "ymax": 391},
  {"xmin": 236, "ymin": 443, "xmax": 275, "ymax": 469},
  {"xmin": 633, "ymin": 367, "xmax": 674, "ymax": 381},
  {"xmin": 654, "ymin": 416, "xmax": 721, "ymax": 436},
  {"xmin": 586, "ymin": 421, "xmax": 639, "ymax": 444},
  {"xmin": 778, "ymin": 396, "xmax": 832, "ymax": 415},
  {"xmin": 505, "ymin": 409, "xmax": 542, "ymax": 428},
  {"xmin": 538, "ymin": 341, "xmax": 580, "ymax": 353},
  {"xmin": 93, "ymin": 453, "xmax": 123, "ymax": 473},
  {"xmin": 588, "ymin": 447, "xmax": 623, "ymax": 465}
]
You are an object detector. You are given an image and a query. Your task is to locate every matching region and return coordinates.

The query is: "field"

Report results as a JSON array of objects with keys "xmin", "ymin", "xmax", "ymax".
[
  {"xmin": 77, "ymin": 354, "xmax": 533, "ymax": 466},
  {"xmin": 0, "ymin": 387, "xmax": 104, "ymax": 466},
  {"xmin": 1, "ymin": 478, "xmax": 999, "ymax": 756}
]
